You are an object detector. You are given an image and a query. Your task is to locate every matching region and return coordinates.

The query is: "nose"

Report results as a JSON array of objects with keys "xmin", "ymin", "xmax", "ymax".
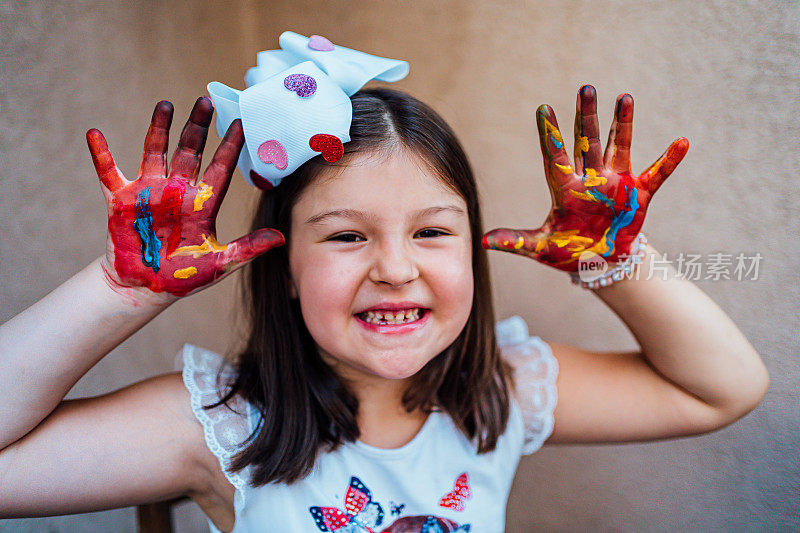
[{"xmin": 368, "ymin": 237, "xmax": 419, "ymax": 287}]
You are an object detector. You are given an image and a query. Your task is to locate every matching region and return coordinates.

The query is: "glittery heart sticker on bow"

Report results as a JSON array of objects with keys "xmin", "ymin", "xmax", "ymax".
[{"xmin": 207, "ymin": 31, "xmax": 409, "ymax": 190}]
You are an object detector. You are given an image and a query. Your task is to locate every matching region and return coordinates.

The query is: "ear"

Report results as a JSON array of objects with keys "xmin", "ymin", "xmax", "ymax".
[{"xmin": 288, "ymin": 276, "xmax": 298, "ymax": 299}]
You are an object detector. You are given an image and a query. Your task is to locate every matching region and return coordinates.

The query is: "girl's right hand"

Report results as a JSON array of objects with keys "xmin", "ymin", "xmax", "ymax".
[
  {"xmin": 87, "ymin": 97, "xmax": 284, "ymax": 301},
  {"xmin": 481, "ymin": 85, "xmax": 688, "ymax": 272}
]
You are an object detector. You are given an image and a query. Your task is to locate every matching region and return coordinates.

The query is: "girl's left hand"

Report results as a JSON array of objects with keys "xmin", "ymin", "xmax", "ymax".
[{"xmin": 482, "ymin": 85, "xmax": 688, "ymax": 272}]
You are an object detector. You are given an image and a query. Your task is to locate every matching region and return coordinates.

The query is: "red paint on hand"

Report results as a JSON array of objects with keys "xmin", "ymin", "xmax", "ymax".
[
  {"xmin": 482, "ymin": 87, "xmax": 688, "ymax": 272},
  {"xmin": 87, "ymin": 99, "xmax": 285, "ymax": 298}
]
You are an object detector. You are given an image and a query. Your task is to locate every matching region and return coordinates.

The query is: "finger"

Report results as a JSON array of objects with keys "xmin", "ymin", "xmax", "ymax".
[
  {"xmin": 168, "ymin": 96, "xmax": 214, "ymax": 184},
  {"xmin": 481, "ymin": 227, "xmax": 549, "ymax": 259},
  {"xmin": 198, "ymin": 119, "xmax": 244, "ymax": 218},
  {"xmin": 604, "ymin": 93, "xmax": 634, "ymax": 174},
  {"xmin": 574, "ymin": 85, "xmax": 603, "ymax": 176},
  {"xmin": 86, "ymin": 128, "xmax": 127, "ymax": 193},
  {"xmin": 638, "ymin": 137, "xmax": 689, "ymax": 195},
  {"xmin": 219, "ymin": 229, "xmax": 285, "ymax": 272},
  {"xmin": 138, "ymin": 100, "xmax": 174, "ymax": 178},
  {"xmin": 536, "ymin": 105, "xmax": 574, "ymax": 190}
]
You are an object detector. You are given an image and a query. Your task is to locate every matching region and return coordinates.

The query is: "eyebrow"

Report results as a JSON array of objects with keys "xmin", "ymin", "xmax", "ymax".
[{"xmin": 304, "ymin": 204, "xmax": 466, "ymax": 226}]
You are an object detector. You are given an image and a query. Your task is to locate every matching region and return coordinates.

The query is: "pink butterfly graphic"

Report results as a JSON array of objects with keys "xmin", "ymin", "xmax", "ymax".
[
  {"xmin": 437, "ymin": 473, "xmax": 471, "ymax": 512},
  {"xmin": 310, "ymin": 476, "xmax": 385, "ymax": 532}
]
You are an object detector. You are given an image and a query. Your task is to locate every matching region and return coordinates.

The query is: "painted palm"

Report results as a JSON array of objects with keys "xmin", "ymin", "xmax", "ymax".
[
  {"xmin": 482, "ymin": 85, "xmax": 688, "ymax": 272},
  {"xmin": 87, "ymin": 98, "xmax": 284, "ymax": 297}
]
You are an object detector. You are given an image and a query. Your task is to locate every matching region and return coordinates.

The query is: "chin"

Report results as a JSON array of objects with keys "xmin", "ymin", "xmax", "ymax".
[
  {"xmin": 373, "ymin": 366, "xmax": 424, "ymax": 381},
  {"xmin": 364, "ymin": 352, "xmax": 433, "ymax": 381}
]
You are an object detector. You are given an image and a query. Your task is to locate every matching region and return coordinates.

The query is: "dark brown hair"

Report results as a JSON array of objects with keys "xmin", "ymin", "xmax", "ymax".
[{"xmin": 209, "ymin": 87, "xmax": 514, "ymax": 486}]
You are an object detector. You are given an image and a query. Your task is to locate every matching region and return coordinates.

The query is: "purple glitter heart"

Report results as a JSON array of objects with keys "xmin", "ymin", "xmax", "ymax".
[
  {"xmin": 308, "ymin": 35, "xmax": 334, "ymax": 51},
  {"xmin": 283, "ymin": 74, "xmax": 317, "ymax": 98}
]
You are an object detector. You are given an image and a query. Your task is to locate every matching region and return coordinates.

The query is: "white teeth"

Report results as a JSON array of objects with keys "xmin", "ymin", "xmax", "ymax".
[{"xmin": 360, "ymin": 308, "xmax": 422, "ymax": 325}]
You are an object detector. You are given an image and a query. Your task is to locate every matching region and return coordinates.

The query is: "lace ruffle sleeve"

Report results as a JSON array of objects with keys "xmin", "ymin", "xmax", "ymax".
[
  {"xmin": 180, "ymin": 344, "xmax": 254, "ymax": 510},
  {"xmin": 496, "ymin": 316, "xmax": 559, "ymax": 455}
]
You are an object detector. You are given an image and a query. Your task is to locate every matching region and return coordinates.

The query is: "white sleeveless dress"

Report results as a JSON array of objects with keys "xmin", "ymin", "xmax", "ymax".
[{"xmin": 180, "ymin": 316, "xmax": 558, "ymax": 532}]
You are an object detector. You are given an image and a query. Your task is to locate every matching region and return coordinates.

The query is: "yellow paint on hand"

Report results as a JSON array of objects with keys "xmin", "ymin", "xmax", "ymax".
[
  {"xmin": 554, "ymin": 162, "xmax": 574, "ymax": 174},
  {"xmin": 549, "ymin": 229, "xmax": 593, "ymax": 249},
  {"xmin": 514, "ymin": 235, "xmax": 525, "ymax": 249},
  {"xmin": 173, "ymin": 266, "xmax": 198, "ymax": 279},
  {"xmin": 554, "ymin": 227, "xmax": 613, "ymax": 265},
  {"xmin": 644, "ymin": 156, "xmax": 666, "ymax": 181},
  {"xmin": 546, "ymin": 228, "xmax": 612, "ymax": 266},
  {"xmin": 569, "ymin": 189, "xmax": 601, "ymax": 203},
  {"xmin": 512, "ymin": 227, "xmax": 603, "ymax": 260},
  {"xmin": 573, "ymin": 228, "xmax": 611, "ymax": 258},
  {"xmin": 543, "ymin": 119, "xmax": 564, "ymax": 147},
  {"xmin": 169, "ymin": 234, "xmax": 227, "ymax": 259},
  {"xmin": 576, "ymin": 136, "xmax": 590, "ymax": 153},
  {"xmin": 194, "ymin": 182, "xmax": 213, "ymax": 211},
  {"xmin": 583, "ymin": 168, "xmax": 607, "ymax": 187},
  {"xmin": 535, "ymin": 229, "xmax": 596, "ymax": 260}
]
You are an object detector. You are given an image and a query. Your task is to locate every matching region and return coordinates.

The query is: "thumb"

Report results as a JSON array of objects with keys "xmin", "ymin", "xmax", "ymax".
[
  {"xmin": 219, "ymin": 228, "xmax": 285, "ymax": 272},
  {"xmin": 87, "ymin": 128, "xmax": 127, "ymax": 194},
  {"xmin": 638, "ymin": 137, "xmax": 689, "ymax": 195},
  {"xmin": 482, "ymin": 227, "xmax": 548, "ymax": 258}
]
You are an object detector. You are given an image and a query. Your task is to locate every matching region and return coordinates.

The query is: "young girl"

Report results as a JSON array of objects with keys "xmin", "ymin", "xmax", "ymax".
[{"xmin": 0, "ymin": 32, "xmax": 769, "ymax": 532}]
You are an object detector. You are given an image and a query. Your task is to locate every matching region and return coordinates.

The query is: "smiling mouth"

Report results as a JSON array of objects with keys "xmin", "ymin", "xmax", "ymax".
[{"xmin": 355, "ymin": 308, "xmax": 427, "ymax": 325}]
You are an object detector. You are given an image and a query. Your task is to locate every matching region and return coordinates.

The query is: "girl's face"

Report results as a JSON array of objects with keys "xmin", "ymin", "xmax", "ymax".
[{"xmin": 288, "ymin": 150, "xmax": 473, "ymax": 386}]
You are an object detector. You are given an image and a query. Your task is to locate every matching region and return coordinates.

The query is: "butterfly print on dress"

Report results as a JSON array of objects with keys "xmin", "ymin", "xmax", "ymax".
[
  {"xmin": 309, "ymin": 476, "xmax": 384, "ymax": 532},
  {"xmin": 390, "ymin": 501, "xmax": 406, "ymax": 516},
  {"xmin": 438, "ymin": 473, "xmax": 471, "ymax": 512},
  {"xmin": 310, "ymin": 477, "xmax": 472, "ymax": 532}
]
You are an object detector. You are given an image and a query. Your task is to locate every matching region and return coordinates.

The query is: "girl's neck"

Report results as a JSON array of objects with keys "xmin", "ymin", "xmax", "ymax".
[
  {"xmin": 349, "ymin": 374, "xmax": 433, "ymax": 449},
  {"xmin": 319, "ymin": 348, "xmax": 430, "ymax": 448},
  {"xmin": 321, "ymin": 348, "xmax": 412, "ymax": 411},
  {"xmin": 348, "ymin": 372, "xmax": 415, "ymax": 421},
  {"xmin": 355, "ymin": 391, "xmax": 430, "ymax": 449}
]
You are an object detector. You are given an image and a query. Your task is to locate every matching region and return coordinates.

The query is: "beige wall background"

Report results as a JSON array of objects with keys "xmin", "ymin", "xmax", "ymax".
[{"xmin": 1, "ymin": 1, "xmax": 797, "ymax": 531}]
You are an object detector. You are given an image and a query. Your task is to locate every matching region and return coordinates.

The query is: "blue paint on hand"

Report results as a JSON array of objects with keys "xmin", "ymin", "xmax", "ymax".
[
  {"xmin": 602, "ymin": 187, "xmax": 640, "ymax": 257},
  {"xmin": 133, "ymin": 187, "xmax": 162, "ymax": 272},
  {"xmin": 587, "ymin": 188, "xmax": 616, "ymax": 208}
]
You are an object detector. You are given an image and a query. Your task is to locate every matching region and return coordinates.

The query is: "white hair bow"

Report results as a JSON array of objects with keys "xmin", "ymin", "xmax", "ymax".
[{"xmin": 207, "ymin": 31, "xmax": 409, "ymax": 189}]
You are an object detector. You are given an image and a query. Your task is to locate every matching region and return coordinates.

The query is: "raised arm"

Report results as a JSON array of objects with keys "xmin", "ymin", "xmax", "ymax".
[
  {"xmin": 0, "ymin": 257, "xmax": 168, "ymax": 452},
  {"xmin": 549, "ymin": 242, "xmax": 770, "ymax": 443},
  {"xmin": 485, "ymin": 86, "xmax": 769, "ymax": 444},
  {"xmin": 0, "ymin": 99, "xmax": 282, "ymax": 520},
  {"xmin": 0, "ymin": 97, "xmax": 281, "ymax": 452}
]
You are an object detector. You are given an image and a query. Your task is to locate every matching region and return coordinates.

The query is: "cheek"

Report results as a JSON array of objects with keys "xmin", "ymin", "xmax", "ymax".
[
  {"xmin": 293, "ymin": 253, "xmax": 361, "ymax": 335},
  {"xmin": 427, "ymin": 245, "xmax": 474, "ymax": 319},
  {"xmin": 449, "ymin": 266, "xmax": 474, "ymax": 325},
  {"xmin": 448, "ymin": 257, "xmax": 475, "ymax": 343}
]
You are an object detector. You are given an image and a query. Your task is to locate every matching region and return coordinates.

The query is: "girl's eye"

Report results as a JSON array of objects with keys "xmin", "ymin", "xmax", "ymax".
[
  {"xmin": 416, "ymin": 228, "xmax": 448, "ymax": 238},
  {"xmin": 329, "ymin": 233, "xmax": 365, "ymax": 243}
]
